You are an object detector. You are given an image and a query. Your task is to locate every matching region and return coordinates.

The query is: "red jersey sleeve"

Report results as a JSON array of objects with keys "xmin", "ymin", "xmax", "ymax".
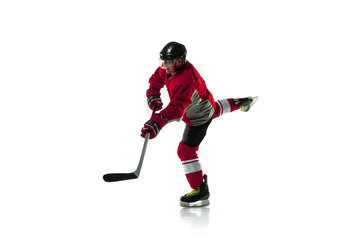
[{"xmin": 148, "ymin": 67, "xmax": 166, "ymax": 90}]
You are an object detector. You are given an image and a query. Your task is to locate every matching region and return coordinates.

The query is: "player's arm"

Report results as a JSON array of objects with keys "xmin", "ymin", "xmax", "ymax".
[{"xmin": 146, "ymin": 67, "xmax": 166, "ymax": 110}]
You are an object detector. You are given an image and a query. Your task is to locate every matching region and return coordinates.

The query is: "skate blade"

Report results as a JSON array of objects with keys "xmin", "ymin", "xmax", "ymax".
[
  {"xmin": 249, "ymin": 96, "xmax": 258, "ymax": 108},
  {"xmin": 180, "ymin": 199, "xmax": 210, "ymax": 208}
]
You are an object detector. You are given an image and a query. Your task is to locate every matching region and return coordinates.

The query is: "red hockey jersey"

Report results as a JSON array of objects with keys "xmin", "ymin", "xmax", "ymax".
[{"xmin": 148, "ymin": 61, "xmax": 215, "ymax": 126}]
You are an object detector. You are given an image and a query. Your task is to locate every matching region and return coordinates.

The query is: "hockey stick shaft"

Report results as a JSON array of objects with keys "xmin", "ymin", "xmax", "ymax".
[
  {"xmin": 134, "ymin": 107, "xmax": 156, "ymax": 176},
  {"xmin": 133, "ymin": 131, "xmax": 150, "ymax": 177}
]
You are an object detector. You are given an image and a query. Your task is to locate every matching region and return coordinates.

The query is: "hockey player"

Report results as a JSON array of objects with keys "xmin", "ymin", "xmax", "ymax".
[{"xmin": 141, "ymin": 42, "xmax": 258, "ymax": 207}]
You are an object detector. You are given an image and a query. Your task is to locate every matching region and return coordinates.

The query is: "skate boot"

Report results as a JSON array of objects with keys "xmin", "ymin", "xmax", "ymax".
[
  {"xmin": 234, "ymin": 96, "xmax": 258, "ymax": 112},
  {"xmin": 180, "ymin": 175, "xmax": 210, "ymax": 207}
]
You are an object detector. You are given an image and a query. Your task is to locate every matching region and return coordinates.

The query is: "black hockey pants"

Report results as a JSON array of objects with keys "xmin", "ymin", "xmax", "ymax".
[{"xmin": 181, "ymin": 117, "xmax": 213, "ymax": 147}]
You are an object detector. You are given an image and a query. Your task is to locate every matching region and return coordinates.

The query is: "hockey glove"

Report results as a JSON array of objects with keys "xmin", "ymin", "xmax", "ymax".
[
  {"xmin": 146, "ymin": 88, "xmax": 163, "ymax": 110},
  {"xmin": 141, "ymin": 113, "xmax": 167, "ymax": 139}
]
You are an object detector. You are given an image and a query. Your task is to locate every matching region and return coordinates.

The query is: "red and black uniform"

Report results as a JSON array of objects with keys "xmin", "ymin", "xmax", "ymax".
[
  {"xmin": 148, "ymin": 61, "xmax": 215, "ymax": 189},
  {"xmin": 147, "ymin": 61, "xmax": 242, "ymax": 189}
]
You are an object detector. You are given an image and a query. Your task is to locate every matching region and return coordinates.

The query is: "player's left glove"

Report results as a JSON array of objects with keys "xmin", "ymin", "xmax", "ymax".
[
  {"xmin": 146, "ymin": 88, "xmax": 163, "ymax": 111},
  {"xmin": 141, "ymin": 113, "xmax": 167, "ymax": 139}
]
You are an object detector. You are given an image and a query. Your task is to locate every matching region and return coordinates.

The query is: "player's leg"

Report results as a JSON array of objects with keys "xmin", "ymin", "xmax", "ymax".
[
  {"xmin": 213, "ymin": 96, "xmax": 258, "ymax": 119},
  {"xmin": 178, "ymin": 119, "xmax": 212, "ymax": 207}
]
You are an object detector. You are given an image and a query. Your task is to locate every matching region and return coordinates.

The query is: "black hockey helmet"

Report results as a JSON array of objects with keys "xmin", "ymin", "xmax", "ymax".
[{"xmin": 159, "ymin": 42, "xmax": 187, "ymax": 63}]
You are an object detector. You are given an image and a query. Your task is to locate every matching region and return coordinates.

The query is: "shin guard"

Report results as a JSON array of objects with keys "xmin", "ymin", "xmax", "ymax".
[
  {"xmin": 177, "ymin": 142, "xmax": 203, "ymax": 189},
  {"xmin": 213, "ymin": 99, "xmax": 237, "ymax": 119}
]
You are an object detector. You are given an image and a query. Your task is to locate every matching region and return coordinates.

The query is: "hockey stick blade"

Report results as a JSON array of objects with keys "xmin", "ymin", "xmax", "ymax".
[
  {"xmin": 103, "ymin": 172, "xmax": 138, "ymax": 182},
  {"xmin": 102, "ymin": 130, "xmax": 151, "ymax": 182}
]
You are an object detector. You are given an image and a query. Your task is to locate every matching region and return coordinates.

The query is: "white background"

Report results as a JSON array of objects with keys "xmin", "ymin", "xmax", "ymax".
[{"xmin": 1, "ymin": 0, "xmax": 359, "ymax": 239}]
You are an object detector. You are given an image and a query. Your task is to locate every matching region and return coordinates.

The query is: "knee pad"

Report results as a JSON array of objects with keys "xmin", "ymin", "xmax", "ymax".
[{"xmin": 177, "ymin": 142, "xmax": 199, "ymax": 161}]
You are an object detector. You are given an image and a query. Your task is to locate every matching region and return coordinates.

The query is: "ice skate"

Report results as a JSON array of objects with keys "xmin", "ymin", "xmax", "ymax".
[
  {"xmin": 180, "ymin": 175, "xmax": 210, "ymax": 207},
  {"xmin": 234, "ymin": 96, "xmax": 258, "ymax": 112}
]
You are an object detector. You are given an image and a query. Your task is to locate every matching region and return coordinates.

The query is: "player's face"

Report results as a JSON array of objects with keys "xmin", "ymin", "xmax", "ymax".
[
  {"xmin": 161, "ymin": 60, "xmax": 176, "ymax": 74},
  {"xmin": 160, "ymin": 59, "xmax": 182, "ymax": 74}
]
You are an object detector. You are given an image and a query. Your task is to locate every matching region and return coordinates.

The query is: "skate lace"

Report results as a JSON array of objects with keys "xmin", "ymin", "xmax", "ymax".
[{"xmin": 186, "ymin": 187, "xmax": 200, "ymax": 197}]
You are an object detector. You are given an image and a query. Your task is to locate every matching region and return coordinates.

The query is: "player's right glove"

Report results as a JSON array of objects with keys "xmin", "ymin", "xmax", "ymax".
[
  {"xmin": 141, "ymin": 113, "xmax": 167, "ymax": 139},
  {"xmin": 146, "ymin": 88, "xmax": 163, "ymax": 110}
]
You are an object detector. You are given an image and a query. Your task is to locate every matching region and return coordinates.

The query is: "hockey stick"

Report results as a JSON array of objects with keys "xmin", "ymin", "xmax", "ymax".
[{"xmin": 103, "ymin": 109, "xmax": 154, "ymax": 182}]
